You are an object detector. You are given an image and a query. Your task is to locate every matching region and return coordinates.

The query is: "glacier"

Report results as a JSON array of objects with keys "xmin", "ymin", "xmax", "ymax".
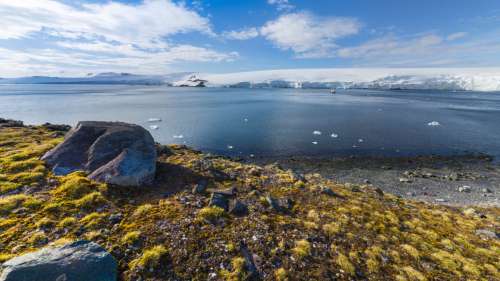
[{"xmin": 2, "ymin": 68, "xmax": 500, "ymax": 91}]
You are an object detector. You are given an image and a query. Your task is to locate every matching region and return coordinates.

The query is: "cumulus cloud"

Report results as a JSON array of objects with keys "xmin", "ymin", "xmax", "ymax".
[
  {"xmin": 260, "ymin": 12, "xmax": 360, "ymax": 58},
  {"xmin": 0, "ymin": 0, "xmax": 237, "ymax": 76},
  {"xmin": 223, "ymin": 27, "xmax": 259, "ymax": 40},
  {"xmin": 336, "ymin": 32, "xmax": 500, "ymax": 66},
  {"xmin": 267, "ymin": 0, "xmax": 294, "ymax": 11}
]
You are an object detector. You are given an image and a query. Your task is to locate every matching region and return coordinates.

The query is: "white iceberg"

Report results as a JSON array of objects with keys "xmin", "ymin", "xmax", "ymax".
[
  {"xmin": 312, "ymin": 141, "xmax": 318, "ymax": 145},
  {"xmin": 149, "ymin": 125, "xmax": 159, "ymax": 130},
  {"xmin": 427, "ymin": 121, "xmax": 441, "ymax": 126},
  {"xmin": 227, "ymin": 145, "xmax": 234, "ymax": 149},
  {"xmin": 330, "ymin": 133, "xmax": 339, "ymax": 138},
  {"xmin": 313, "ymin": 130, "xmax": 322, "ymax": 135},
  {"xmin": 173, "ymin": 134, "xmax": 184, "ymax": 139},
  {"xmin": 148, "ymin": 118, "xmax": 162, "ymax": 122}
]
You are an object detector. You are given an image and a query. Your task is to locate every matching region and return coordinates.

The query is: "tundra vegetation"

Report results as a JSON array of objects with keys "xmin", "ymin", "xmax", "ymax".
[{"xmin": 0, "ymin": 125, "xmax": 498, "ymax": 280}]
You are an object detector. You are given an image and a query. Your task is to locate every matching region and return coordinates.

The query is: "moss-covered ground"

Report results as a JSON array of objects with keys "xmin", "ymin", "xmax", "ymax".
[{"xmin": 0, "ymin": 125, "xmax": 498, "ymax": 280}]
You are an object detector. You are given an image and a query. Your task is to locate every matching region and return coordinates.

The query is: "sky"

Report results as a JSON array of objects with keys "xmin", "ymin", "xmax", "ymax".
[{"xmin": 1, "ymin": 0, "xmax": 500, "ymax": 77}]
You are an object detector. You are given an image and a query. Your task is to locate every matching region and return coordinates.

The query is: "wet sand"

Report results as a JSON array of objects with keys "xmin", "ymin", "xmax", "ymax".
[{"xmin": 250, "ymin": 154, "xmax": 499, "ymax": 207}]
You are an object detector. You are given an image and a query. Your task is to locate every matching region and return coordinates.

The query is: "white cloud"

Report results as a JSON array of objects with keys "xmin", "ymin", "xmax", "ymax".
[
  {"xmin": 223, "ymin": 27, "xmax": 259, "ymax": 40},
  {"xmin": 336, "ymin": 32, "xmax": 500, "ymax": 66},
  {"xmin": 267, "ymin": 0, "xmax": 294, "ymax": 11},
  {"xmin": 260, "ymin": 12, "xmax": 360, "ymax": 58},
  {"xmin": 0, "ymin": 0, "xmax": 238, "ymax": 76},
  {"xmin": 447, "ymin": 32, "xmax": 467, "ymax": 41},
  {"xmin": 0, "ymin": 0, "xmax": 213, "ymax": 45}
]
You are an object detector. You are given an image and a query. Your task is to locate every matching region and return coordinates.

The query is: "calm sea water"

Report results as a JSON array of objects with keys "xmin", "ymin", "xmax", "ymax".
[{"xmin": 1, "ymin": 84, "xmax": 500, "ymax": 159}]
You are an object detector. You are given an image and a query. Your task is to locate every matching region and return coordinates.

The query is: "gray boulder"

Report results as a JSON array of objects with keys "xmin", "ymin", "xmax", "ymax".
[
  {"xmin": 0, "ymin": 240, "xmax": 117, "ymax": 281},
  {"xmin": 41, "ymin": 121, "xmax": 156, "ymax": 186}
]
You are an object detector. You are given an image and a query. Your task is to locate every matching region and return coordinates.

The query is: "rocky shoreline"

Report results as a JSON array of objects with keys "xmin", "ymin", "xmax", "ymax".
[{"xmin": 251, "ymin": 154, "xmax": 499, "ymax": 207}]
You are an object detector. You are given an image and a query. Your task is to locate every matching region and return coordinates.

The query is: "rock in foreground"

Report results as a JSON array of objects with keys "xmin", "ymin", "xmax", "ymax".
[
  {"xmin": 42, "ymin": 121, "xmax": 156, "ymax": 186},
  {"xmin": 0, "ymin": 240, "xmax": 117, "ymax": 281}
]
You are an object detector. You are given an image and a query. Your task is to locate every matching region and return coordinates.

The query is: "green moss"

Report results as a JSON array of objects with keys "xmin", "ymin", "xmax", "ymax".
[
  {"xmin": 196, "ymin": 206, "xmax": 225, "ymax": 223},
  {"xmin": 121, "ymin": 231, "xmax": 141, "ymax": 245},
  {"xmin": 336, "ymin": 253, "xmax": 355, "ymax": 276},
  {"xmin": 53, "ymin": 174, "xmax": 93, "ymax": 199},
  {"xmin": 274, "ymin": 268, "xmax": 288, "ymax": 281},
  {"xmin": 58, "ymin": 217, "xmax": 77, "ymax": 228},
  {"xmin": 0, "ymin": 194, "xmax": 40, "ymax": 215},
  {"xmin": 74, "ymin": 192, "xmax": 106, "ymax": 208},
  {"xmin": 220, "ymin": 257, "xmax": 247, "ymax": 281},
  {"xmin": 132, "ymin": 203, "xmax": 154, "ymax": 217},
  {"xmin": 129, "ymin": 245, "xmax": 168, "ymax": 270},
  {"xmin": 292, "ymin": 239, "xmax": 311, "ymax": 260}
]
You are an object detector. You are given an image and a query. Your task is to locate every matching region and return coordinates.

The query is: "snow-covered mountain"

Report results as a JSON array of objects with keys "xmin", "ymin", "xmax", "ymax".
[
  {"xmin": 2, "ymin": 69, "xmax": 500, "ymax": 91},
  {"xmin": 0, "ymin": 72, "xmax": 174, "ymax": 85},
  {"xmin": 201, "ymin": 68, "xmax": 500, "ymax": 92}
]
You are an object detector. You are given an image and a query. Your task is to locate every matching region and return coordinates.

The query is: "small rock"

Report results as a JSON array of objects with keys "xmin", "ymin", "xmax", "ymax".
[
  {"xmin": 458, "ymin": 186, "xmax": 472, "ymax": 193},
  {"xmin": 482, "ymin": 188, "xmax": 493, "ymax": 193},
  {"xmin": 192, "ymin": 179, "xmax": 208, "ymax": 194},
  {"xmin": 320, "ymin": 187, "xmax": 340, "ymax": 197},
  {"xmin": 265, "ymin": 196, "xmax": 292, "ymax": 213},
  {"xmin": 209, "ymin": 193, "xmax": 229, "ymax": 211},
  {"xmin": 475, "ymin": 229, "xmax": 499, "ymax": 239},
  {"xmin": 399, "ymin": 177, "xmax": 412, "ymax": 183},
  {"xmin": 108, "ymin": 213, "xmax": 123, "ymax": 224},
  {"xmin": 374, "ymin": 188, "xmax": 384, "ymax": 196},
  {"xmin": 229, "ymin": 200, "xmax": 248, "ymax": 216}
]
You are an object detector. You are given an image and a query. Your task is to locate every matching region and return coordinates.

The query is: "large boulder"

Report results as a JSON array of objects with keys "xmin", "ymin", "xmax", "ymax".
[
  {"xmin": 41, "ymin": 121, "xmax": 156, "ymax": 186},
  {"xmin": 0, "ymin": 240, "xmax": 117, "ymax": 281}
]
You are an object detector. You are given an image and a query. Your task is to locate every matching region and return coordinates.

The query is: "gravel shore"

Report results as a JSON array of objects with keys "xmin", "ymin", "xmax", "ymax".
[{"xmin": 251, "ymin": 154, "xmax": 499, "ymax": 207}]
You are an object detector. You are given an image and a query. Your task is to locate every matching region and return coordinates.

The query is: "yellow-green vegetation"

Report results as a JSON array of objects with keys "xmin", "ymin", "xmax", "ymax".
[
  {"xmin": 196, "ymin": 206, "xmax": 225, "ymax": 223},
  {"xmin": 121, "ymin": 231, "xmax": 141, "ymax": 245},
  {"xmin": 292, "ymin": 239, "xmax": 311, "ymax": 260},
  {"xmin": 0, "ymin": 125, "xmax": 499, "ymax": 281},
  {"xmin": 220, "ymin": 257, "xmax": 248, "ymax": 281},
  {"xmin": 129, "ymin": 245, "xmax": 168, "ymax": 270}
]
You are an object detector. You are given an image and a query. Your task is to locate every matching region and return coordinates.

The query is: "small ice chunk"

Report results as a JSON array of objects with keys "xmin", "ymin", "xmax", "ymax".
[
  {"xmin": 313, "ymin": 130, "xmax": 322, "ymax": 135},
  {"xmin": 244, "ymin": 118, "xmax": 248, "ymax": 122},
  {"xmin": 148, "ymin": 118, "xmax": 162, "ymax": 122},
  {"xmin": 149, "ymin": 125, "xmax": 159, "ymax": 130},
  {"xmin": 312, "ymin": 141, "xmax": 318, "ymax": 145},
  {"xmin": 227, "ymin": 145, "xmax": 234, "ymax": 149},
  {"xmin": 249, "ymin": 154, "xmax": 255, "ymax": 158},
  {"xmin": 358, "ymin": 138, "xmax": 364, "ymax": 143},
  {"xmin": 427, "ymin": 121, "xmax": 441, "ymax": 126},
  {"xmin": 173, "ymin": 134, "xmax": 184, "ymax": 139},
  {"xmin": 330, "ymin": 133, "xmax": 339, "ymax": 138}
]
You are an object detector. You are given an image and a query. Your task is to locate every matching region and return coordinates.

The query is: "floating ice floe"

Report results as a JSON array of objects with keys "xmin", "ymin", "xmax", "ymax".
[
  {"xmin": 173, "ymin": 135, "xmax": 184, "ymax": 139},
  {"xmin": 330, "ymin": 133, "xmax": 339, "ymax": 138},
  {"xmin": 313, "ymin": 130, "xmax": 322, "ymax": 135},
  {"xmin": 249, "ymin": 154, "xmax": 255, "ymax": 158},
  {"xmin": 244, "ymin": 118, "xmax": 249, "ymax": 122},
  {"xmin": 147, "ymin": 118, "xmax": 162, "ymax": 122},
  {"xmin": 312, "ymin": 141, "xmax": 318, "ymax": 145},
  {"xmin": 227, "ymin": 145, "xmax": 234, "ymax": 149},
  {"xmin": 149, "ymin": 125, "xmax": 159, "ymax": 130},
  {"xmin": 358, "ymin": 138, "xmax": 364, "ymax": 143},
  {"xmin": 427, "ymin": 121, "xmax": 441, "ymax": 126}
]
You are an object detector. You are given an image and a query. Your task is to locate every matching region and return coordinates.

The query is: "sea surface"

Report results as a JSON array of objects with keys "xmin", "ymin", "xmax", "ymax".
[{"xmin": 1, "ymin": 84, "xmax": 500, "ymax": 159}]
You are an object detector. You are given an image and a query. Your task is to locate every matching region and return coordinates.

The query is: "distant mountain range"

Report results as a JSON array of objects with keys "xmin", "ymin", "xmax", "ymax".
[{"xmin": 2, "ymin": 68, "xmax": 500, "ymax": 91}]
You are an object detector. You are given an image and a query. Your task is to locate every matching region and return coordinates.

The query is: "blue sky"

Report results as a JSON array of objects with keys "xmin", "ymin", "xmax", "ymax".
[{"xmin": 1, "ymin": 0, "xmax": 500, "ymax": 77}]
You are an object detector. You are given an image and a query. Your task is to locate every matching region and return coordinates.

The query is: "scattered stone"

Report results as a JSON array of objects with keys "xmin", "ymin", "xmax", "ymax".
[
  {"xmin": 209, "ymin": 193, "xmax": 229, "ymax": 211},
  {"xmin": 0, "ymin": 240, "xmax": 117, "ymax": 281},
  {"xmin": 109, "ymin": 213, "xmax": 123, "ymax": 224},
  {"xmin": 265, "ymin": 196, "xmax": 293, "ymax": 213},
  {"xmin": 475, "ymin": 229, "xmax": 499, "ymax": 239},
  {"xmin": 41, "ymin": 121, "xmax": 157, "ymax": 187},
  {"xmin": 192, "ymin": 179, "xmax": 208, "ymax": 194},
  {"xmin": 374, "ymin": 187, "xmax": 384, "ymax": 196},
  {"xmin": 399, "ymin": 177, "xmax": 412, "ymax": 183},
  {"xmin": 320, "ymin": 187, "xmax": 340, "ymax": 197},
  {"xmin": 41, "ymin": 123, "xmax": 71, "ymax": 132},
  {"xmin": 0, "ymin": 118, "xmax": 24, "ymax": 128},
  {"xmin": 239, "ymin": 242, "xmax": 260, "ymax": 279},
  {"xmin": 229, "ymin": 200, "xmax": 248, "ymax": 216},
  {"xmin": 458, "ymin": 186, "xmax": 472, "ymax": 193}
]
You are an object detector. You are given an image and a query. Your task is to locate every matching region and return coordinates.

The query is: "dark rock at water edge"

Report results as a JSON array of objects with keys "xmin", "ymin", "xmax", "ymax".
[
  {"xmin": 0, "ymin": 240, "xmax": 117, "ymax": 281},
  {"xmin": 0, "ymin": 118, "xmax": 24, "ymax": 128},
  {"xmin": 41, "ymin": 121, "xmax": 157, "ymax": 186}
]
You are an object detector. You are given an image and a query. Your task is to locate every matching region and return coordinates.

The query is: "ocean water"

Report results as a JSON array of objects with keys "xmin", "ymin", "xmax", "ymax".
[{"xmin": 1, "ymin": 84, "xmax": 500, "ymax": 159}]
